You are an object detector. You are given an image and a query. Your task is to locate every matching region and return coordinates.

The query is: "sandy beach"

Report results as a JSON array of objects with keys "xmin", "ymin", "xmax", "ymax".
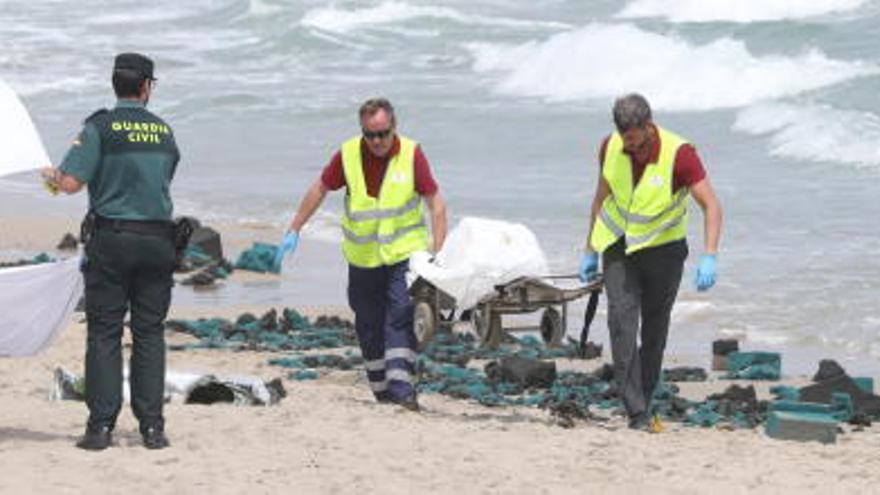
[{"xmin": 2, "ymin": 219, "xmax": 880, "ymax": 495}]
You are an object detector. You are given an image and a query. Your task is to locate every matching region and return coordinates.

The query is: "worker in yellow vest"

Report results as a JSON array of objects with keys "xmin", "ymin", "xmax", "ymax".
[
  {"xmin": 275, "ymin": 98, "xmax": 448, "ymax": 411},
  {"xmin": 578, "ymin": 93, "xmax": 723, "ymax": 430}
]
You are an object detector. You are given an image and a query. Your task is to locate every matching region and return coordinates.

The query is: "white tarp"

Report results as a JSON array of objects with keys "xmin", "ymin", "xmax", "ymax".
[
  {"xmin": 0, "ymin": 256, "xmax": 84, "ymax": 356},
  {"xmin": 0, "ymin": 81, "xmax": 78, "ymax": 356},
  {"xmin": 409, "ymin": 217, "xmax": 549, "ymax": 309},
  {"xmin": 0, "ymin": 78, "xmax": 50, "ymax": 177}
]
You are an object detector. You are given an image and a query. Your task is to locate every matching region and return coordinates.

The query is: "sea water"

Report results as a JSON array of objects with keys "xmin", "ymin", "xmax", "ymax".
[{"xmin": 2, "ymin": 0, "xmax": 879, "ymax": 374}]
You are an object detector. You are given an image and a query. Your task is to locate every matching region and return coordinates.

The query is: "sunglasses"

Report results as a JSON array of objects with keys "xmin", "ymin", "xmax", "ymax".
[{"xmin": 362, "ymin": 128, "xmax": 393, "ymax": 140}]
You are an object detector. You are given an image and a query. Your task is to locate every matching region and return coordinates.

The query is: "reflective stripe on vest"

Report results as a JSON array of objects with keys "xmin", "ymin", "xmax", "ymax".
[
  {"xmin": 340, "ymin": 135, "xmax": 429, "ymax": 268},
  {"xmin": 590, "ymin": 126, "xmax": 690, "ymax": 255},
  {"xmin": 344, "ymin": 195, "xmax": 422, "ymax": 222}
]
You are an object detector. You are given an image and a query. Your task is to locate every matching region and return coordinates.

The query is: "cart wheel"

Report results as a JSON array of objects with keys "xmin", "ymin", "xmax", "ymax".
[
  {"xmin": 540, "ymin": 307, "xmax": 563, "ymax": 347},
  {"xmin": 472, "ymin": 307, "xmax": 502, "ymax": 348},
  {"xmin": 414, "ymin": 301, "xmax": 436, "ymax": 350}
]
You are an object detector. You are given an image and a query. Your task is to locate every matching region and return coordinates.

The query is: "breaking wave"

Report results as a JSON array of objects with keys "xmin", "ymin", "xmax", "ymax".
[
  {"xmin": 616, "ymin": 0, "xmax": 870, "ymax": 23},
  {"xmin": 466, "ymin": 23, "xmax": 878, "ymax": 111},
  {"xmin": 734, "ymin": 101, "xmax": 880, "ymax": 167}
]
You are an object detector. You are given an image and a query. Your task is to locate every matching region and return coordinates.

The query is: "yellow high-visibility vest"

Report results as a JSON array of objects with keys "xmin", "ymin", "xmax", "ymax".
[
  {"xmin": 340, "ymin": 135, "xmax": 429, "ymax": 268},
  {"xmin": 590, "ymin": 126, "xmax": 690, "ymax": 255}
]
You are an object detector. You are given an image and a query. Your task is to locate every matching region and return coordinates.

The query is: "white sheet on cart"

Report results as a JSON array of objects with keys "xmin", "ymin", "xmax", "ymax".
[
  {"xmin": 409, "ymin": 217, "xmax": 549, "ymax": 310},
  {"xmin": 0, "ymin": 256, "xmax": 83, "ymax": 356}
]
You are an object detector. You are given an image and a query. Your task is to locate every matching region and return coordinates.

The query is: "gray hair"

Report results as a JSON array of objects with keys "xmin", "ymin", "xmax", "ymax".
[
  {"xmin": 359, "ymin": 97, "xmax": 396, "ymax": 126},
  {"xmin": 612, "ymin": 93, "xmax": 652, "ymax": 133}
]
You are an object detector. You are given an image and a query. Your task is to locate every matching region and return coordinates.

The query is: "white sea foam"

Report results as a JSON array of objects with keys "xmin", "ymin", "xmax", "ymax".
[
  {"xmin": 300, "ymin": 1, "xmax": 569, "ymax": 34},
  {"xmin": 671, "ymin": 300, "xmax": 715, "ymax": 321},
  {"xmin": 7, "ymin": 75, "xmax": 94, "ymax": 98},
  {"xmin": 0, "ymin": 177, "xmax": 40, "ymax": 194},
  {"xmin": 466, "ymin": 23, "xmax": 878, "ymax": 111},
  {"xmin": 248, "ymin": 0, "xmax": 284, "ymax": 17},
  {"xmin": 733, "ymin": 102, "xmax": 880, "ymax": 167},
  {"xmin": 302, "ymin": 209, "xmax": 343, "ymax": 244},
  {"xmin": 744, "ymin": 327, "xmax": 791, "ymax": 346},
  {"xmin": 616, "ymin": 0, "xmax": 870, "ymax": 23},
  {"xmin": 85, "ymin": 9, "xmax": 191, "ymax": 25}
]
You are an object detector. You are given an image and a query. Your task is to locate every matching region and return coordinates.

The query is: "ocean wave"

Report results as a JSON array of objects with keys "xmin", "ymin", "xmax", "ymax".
[
  {"xmin": 303, "ymin": 209, "xmax": 343, "ymax": 244},
  {"xmin": 174, "ymin": 195, "xmax": 342, "ymax": 245},
  {"xmin": 85, "ymin": 0, "xmax": 249, "ymax": 26},
  {"xmin": 616, "ymin": 0, "xmax": 870, "ymax": 23},
  {"xmin": 671, "ymin": 300, "xmax": 715, "ymax": 321},
  {"xmin": 84, "ymin": 10, "xmax": 191, "ymax": 26},
  {"xmin": 733, "ymin": 101, "xmax": 880, "ymax": 167},
  {"xmin": 744, "ymin": 326, "xmax": 791, "ymax": 346},
  {"xmin": 248, "ymin": 0, "xmax": 284, "ymax": 17},
  {"xmin": 3, "ymin": 75, "xmax": 96, "ymax": 98},
  {"xmin": 465, "ymin": 23, "xmax": 878, "ymax": 111},
  {"xmin": 0, "ymin": 176, "xmax": 41, "ymax": 194},
  {"xmin": 300, "ymin": 1, "xmax": 569, "ymax": 34}
]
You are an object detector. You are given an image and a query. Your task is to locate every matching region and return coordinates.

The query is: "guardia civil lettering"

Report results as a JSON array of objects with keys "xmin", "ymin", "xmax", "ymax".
[{"xmin": 110, "ymin": 120, "xmax": 170, "ymax": 143}]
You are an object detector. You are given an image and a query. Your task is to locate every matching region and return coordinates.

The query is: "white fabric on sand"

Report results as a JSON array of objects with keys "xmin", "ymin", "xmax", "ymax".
[{"xmin": 0, "ymin": 256, "xmax": 83, "ymax": 356}]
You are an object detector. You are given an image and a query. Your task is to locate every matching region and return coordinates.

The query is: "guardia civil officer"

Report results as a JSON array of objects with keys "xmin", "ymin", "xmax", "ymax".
[
  {"xmin": 577, "ymin": 93, "xmax": 723, "ymax": 431},
  {"xmin": 42, "ymin": 53, "xmax": 179, "ymax": 450},
  {"xmin": 274, "ymin": 98, "xmax": 448, "ymax": 411}
]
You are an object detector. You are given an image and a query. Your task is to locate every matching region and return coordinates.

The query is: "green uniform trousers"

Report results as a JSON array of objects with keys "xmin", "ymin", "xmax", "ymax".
[{"xmin": 83, "ymin": 226, "xmax": 174, "ymax": 433}]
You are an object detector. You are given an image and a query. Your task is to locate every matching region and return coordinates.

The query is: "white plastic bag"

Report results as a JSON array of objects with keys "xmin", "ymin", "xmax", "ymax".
[{"xmin": 409, "ymin": 217, "xmax": 549, "ymax": 309}]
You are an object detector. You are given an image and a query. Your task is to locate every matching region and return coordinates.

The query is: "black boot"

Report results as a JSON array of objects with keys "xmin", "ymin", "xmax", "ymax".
[
  {"xmin": 76, "ymin": 426, "xmax": 112, "ymax": 451},
  {"xmin": 141, "ymin": 426, "xmax": 170, "ymax": 450},
  {"xmin": 392, "ymin": 393, "xmax": 421, "ymax": 412}
]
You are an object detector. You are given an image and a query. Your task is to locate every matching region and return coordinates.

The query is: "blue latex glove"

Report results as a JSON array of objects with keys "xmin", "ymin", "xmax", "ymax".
[
  {"xmin": 695, "ymin": 254, "xmax": 717, "ymax": 291},
  {"xmin": 272, "ymin": 231, "xmax": 299, "ymax": 274},
  {"xmin": 578, "ymin": 252, "xmax": 599, "ymax": 283}
]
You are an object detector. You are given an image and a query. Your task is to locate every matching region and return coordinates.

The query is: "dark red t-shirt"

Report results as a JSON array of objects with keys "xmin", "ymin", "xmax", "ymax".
[
  {"xmin": 321, "ymin": 136, "xmax": 439, "ymax": 197},
  {"xmin": 598, "ymin": 126, "xmax": 706, "ymax": 192}
]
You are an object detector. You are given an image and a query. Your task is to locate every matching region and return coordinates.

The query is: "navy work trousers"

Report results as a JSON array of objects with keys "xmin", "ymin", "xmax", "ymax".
[{"xmin": 347, "ymin": 260, "xmax": 417, "ymax": 401}]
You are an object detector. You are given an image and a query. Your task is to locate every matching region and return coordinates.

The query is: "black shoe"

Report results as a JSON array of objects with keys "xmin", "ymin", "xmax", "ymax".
[
  {"xmin": 392, "ymin": 394, "xmax": 421, "ymax": 412},
  {"xmin": 375, "ymin": 391, "xmax": 393, "ymax": 404},
  {"xmin": 629, "ymin": 413, "xmax": 662, "ymax": 433},
  {"xmin": 627, "ymin": 413, "xmax": 651, "ymax": 431},
  {"xmin": 141, "ymin": 426, "xmax": 170, "ymax": 450},
  {"xmin": 76, "ymin": 426, "xmax": 112, "ymax": 451}
]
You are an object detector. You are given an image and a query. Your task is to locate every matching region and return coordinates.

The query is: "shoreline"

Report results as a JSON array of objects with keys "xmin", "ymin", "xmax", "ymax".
[{"xmin": 1, "ymin": 210, "xmax": 877, "ymax": 377}]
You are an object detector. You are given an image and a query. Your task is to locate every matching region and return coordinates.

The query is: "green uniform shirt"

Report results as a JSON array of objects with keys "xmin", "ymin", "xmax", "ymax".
[{"xmin": 59, "ymin": 100, "xmax": 180, "ymax": 221}]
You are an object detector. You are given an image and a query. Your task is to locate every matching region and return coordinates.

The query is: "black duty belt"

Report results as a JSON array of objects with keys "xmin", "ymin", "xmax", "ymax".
[{"xmin": 95, "ymin": 215, "xmax": 174, "ymax": 238}]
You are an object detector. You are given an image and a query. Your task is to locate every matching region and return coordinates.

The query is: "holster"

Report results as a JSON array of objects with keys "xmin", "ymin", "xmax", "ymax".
[
  {"xmin": 80, "ymin": 211, "xmax": 97, "ymax": 247},
  {"xmin": 173, "ymin": 217, "xmax": 195, "ymax": 270}
]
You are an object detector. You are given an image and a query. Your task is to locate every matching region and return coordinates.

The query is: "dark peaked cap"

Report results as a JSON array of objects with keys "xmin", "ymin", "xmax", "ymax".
[{"xmin": 113, "ymin": 53, "xmax": 155, "ymax": 80}]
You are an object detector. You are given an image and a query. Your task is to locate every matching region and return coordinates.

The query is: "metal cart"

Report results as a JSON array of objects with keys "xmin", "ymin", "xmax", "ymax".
[{"xmin": 410, "ymin": 275, "xmax": 603, "ymax": 350}]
